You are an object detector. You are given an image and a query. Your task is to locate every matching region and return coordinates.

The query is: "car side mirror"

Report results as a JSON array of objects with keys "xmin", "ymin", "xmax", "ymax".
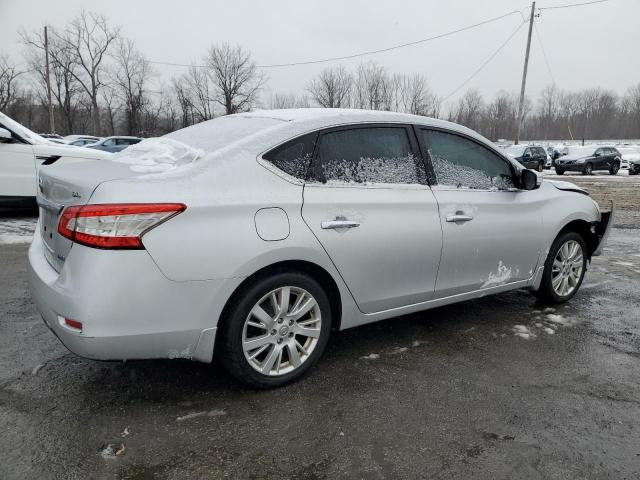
[
  {"xmin": 521, "ymin": 169, "xmax": 541, "ymax": 190},
  {"xmin": 0, "ymin": 127, "xmax": 12, "ymax": 143},
  {"xmin": 594, "ymin": 152, "xmax": 601, "ymax": 157},
  {"xmin": 523, "ymin": 151, "xmax": 532, "ymax": 158}
]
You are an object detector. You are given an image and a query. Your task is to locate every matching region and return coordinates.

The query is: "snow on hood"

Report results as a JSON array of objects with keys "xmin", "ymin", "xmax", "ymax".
[{"xmin": 110, "ymin": 137, "xmax": 204, "ymax": 173}]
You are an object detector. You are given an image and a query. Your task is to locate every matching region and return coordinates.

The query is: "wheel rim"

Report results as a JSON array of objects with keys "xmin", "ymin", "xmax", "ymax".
[
  {"xmin": 551, "ymin": 240, "xmax": 584, "ymax": 297},
  {"xmin": 242, "ymin": 286, "xmax": 322, "ymax": 376}
]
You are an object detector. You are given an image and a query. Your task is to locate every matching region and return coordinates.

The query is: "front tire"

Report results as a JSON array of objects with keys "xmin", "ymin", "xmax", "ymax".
[
  {"xmin": 555, "ymin": 168, "xmax": 565, "ymax": 175},
  {"xmin": 534, "ymin": 232, "xmax": 587, "ymax": 304},
  {"xmin": 582, "ymin": 163, "xmax": 593, "ymax": 175},
  {"xmin": 609, "ymin": 162, "xmax": 620, "ymax": 175},
  {"xmin": 537, "ymin": 162, "xmax": 544, "ymax": 172},
  {"xmin": 218, "ymin": 272, "xmax": 332, "ymax": 388}
]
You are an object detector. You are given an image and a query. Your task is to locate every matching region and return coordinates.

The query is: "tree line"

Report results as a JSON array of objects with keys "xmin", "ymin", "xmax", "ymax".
[{"xmin": 2, "ymin": 10, "xmax": 640, "ymax": 141}]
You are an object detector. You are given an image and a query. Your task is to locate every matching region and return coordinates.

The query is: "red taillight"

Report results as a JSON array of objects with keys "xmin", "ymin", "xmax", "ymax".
[
  {"xmin": 64, "ymin": 318, "xmax": 83, "ymax": 330},
  {"xmin": 58, "ymin": 203, "xmax": 186, "ymax": 250}
]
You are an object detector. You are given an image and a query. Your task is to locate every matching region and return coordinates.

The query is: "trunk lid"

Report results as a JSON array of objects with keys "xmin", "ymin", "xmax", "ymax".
[{"xmin": 37, "ymin": 160, "xmax": 139, "ymax": 272}]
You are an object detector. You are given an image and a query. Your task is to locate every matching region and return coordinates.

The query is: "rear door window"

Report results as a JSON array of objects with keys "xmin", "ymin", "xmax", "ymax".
[
  {"xmin": 263, "ymin": 132, "xmax": 317, "ymax": 180},
  {"xmin": 419, "ymin": 128, "xmax": 514, "ymax": 190},
  {"xmin": 311, "ymin": 126, "xmax": 424, "ymax": 184}
]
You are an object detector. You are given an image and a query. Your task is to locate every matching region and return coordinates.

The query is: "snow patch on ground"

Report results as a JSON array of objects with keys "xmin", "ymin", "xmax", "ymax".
[
  {"xmin": 546, "ymin": 313, "xmax": 579, "ymax": 327},
  {"xmin": 111, "ymin": 138, "xmax": 204, "ymax": 173},
  {"xmin": 361, "ymin": 353, "xmax": 380, "ymax": 360},
  {"xmin": 0, "ymin": 217, "xmax": 37, "ymax": 244},
  {"xmin": 513, "ymin": 325, "xmax": 536, "ymax": 340}
]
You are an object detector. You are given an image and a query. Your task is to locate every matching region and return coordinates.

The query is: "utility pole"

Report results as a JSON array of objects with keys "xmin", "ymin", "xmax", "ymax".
[
  {"xmin": 515, "ymin": 1, "xmax": 535, "ymax": 145},
  {"xmin": 44, "ymin": 25, "xmax": 55, "ymax": 134}
]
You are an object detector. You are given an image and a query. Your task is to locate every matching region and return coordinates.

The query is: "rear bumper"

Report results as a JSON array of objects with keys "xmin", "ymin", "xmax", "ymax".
[{"xmin": 28, "ymin": 231, "xmax": 239, "ymax": 363}]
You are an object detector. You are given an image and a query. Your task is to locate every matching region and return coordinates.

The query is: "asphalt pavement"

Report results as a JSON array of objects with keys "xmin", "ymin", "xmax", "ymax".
[{"xmin": 0, "ymin": 173, "xmax": 639, "ymax": 479}]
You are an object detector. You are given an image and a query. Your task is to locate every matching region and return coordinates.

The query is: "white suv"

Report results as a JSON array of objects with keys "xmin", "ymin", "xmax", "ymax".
[{"xmin": 0, "ymin": 112, "xmax": 110, "ymax": 210}]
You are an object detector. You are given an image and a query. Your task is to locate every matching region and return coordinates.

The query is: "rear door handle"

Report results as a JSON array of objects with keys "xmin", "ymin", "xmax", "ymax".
[
  {"xmin": 321, "ymin": 219, "xmax": 360, "ymax": 230},
  {"xmin": 446, "ymin": 214, "xmax": 474, "ymax": 223}
]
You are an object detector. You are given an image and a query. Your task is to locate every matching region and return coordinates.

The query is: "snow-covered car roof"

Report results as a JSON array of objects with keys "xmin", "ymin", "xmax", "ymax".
[
  {"xmin": 166, "ymin": 108, "xmax": 487, "ymax": 155},
  {"xmin": 119, "ymin": 109, "xmax": 513, "ymax": 175}
]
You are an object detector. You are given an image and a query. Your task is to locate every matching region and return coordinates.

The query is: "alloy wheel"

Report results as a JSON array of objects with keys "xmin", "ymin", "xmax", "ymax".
[
  {"xmin": 242, "ymin": 286, "xmax": 322, "ymax": 376},
  {"xmin": 551, "ymin": 240, "xmax": 584, "ymax": 297}
]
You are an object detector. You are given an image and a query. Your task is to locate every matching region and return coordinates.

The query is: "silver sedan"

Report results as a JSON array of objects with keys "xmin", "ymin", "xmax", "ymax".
[{"xmin": 29, "ymin": 109, "xmax": 613, "ymax": 388}]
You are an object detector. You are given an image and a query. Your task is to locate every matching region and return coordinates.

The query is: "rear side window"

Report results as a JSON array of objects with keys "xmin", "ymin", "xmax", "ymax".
[
  {"xmin": 312, "ymin": 127, "xmax": 423, "ymax": 184},
  {"xmin": 420, "ymin": 129, "xmax": 514, "ymax": 190},
  {"xmin": 263, "ymin": 132, "xmax": 317, "ymax": 180}
]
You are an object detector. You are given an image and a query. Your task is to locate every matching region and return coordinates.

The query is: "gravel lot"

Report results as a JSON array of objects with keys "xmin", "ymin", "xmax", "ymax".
[{"xmin": 1, "ymin": 173, "xmax": 639, "ymax": 479}]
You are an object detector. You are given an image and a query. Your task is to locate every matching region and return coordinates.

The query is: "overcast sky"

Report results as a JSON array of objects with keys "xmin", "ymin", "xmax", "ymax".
[{"xmin": 1, "ymin": 0, "xmax": 639, "ymax": 107}]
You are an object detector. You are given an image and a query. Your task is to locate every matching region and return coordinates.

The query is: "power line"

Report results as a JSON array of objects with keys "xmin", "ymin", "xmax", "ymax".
[
  {"xmin": 533, "ymin": 22, "xmax": 556, "ymax": 85},
  {"xmin": 538, "ymin": 0, "xmax": 609, "ymax": 10},
  {"xmin": 441, "ymin": 20, "xmax": 527, "ymax": 103},
  {"xmin": 148, "ymin": 9, "xmax": 526, "ymax": 70}
]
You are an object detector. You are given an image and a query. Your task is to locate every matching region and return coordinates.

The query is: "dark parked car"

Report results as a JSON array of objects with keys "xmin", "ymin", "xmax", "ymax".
[
  {"xmin": 555, "ymin": 146, "xmax": 621, "ymax": 176},
  {"xmin": 503, "ymin": 145, "xmax": 547, "ymax": 171},
  {"xmin": 86, "ymin": 136, "xmax": 143, "ymax": 153},
  {"xmin": 629, "ymin": 158, "xmax": 640, "ymax": 175}
]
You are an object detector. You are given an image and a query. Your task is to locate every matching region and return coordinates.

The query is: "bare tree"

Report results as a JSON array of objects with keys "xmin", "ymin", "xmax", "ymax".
[
  {"xmin": 451, "ymin": 89, "xmax": 484, "ymax": 131},
  {"xmin": 205, "ymin": 43, "xmax": 265, "ymax": 115},
  {"xmin": 0, "ymin": 54, "xmax": 22, "ymax": 110},
  {"xmin": 111, "ymin": 38, "xmax": 153, "ymax": 135},
  {"xmin": 184, "ymin": 66, "xmax": 215, "ymax": 121},
  {"xmin": 307, "ymin": 65, "xmax": 352, "ymax": 108},
  {"xmin": 399, "ymin": 73, "xmax": 439, "ymax": 116},
  {"xmin": 354, "ymin": 62, "xmax": 391, "ymax": 110},
  {"xmin": 21, "ymin": 28, "xmax": 86, "ymax": 134},
  {"xmin": 172, "ymin": 77, "xmax": 195, "ymax": 127},
  {"xmin": 53, "ymin": 11, "xmax": 120, "ymax": 135}
]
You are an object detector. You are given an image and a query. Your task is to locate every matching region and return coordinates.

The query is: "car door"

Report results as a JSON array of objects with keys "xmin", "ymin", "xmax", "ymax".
[
  {"xmin": 302, "ymin": 124, "xmax": 443, "ymax": 314},
  {"xmin": 593, "ymin": 148, "xmax": 605, "ymax": 169},
  {"xmin": 0, "ymin": 132, "xmax": 36, "ymax": 197},
  {"xmin": 416, "ymin": 127, "xmax": 544, "ymax": 298}
]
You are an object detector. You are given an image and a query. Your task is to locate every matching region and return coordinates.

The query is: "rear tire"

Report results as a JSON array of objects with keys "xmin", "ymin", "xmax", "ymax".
[
  {"xmin": 534, "ymin": 232, "xmax": 587, "ymax": 304},
  {"xmin": 555, "ymin": 168, "xmax": 565, "ymax": 175},
  {"xmin": 582, "ymin": 163, "xmax": 593, "ymax": 175},
  {"xmin": 217, "ymin": 271, "xmax": 332, "ymax": 389}
]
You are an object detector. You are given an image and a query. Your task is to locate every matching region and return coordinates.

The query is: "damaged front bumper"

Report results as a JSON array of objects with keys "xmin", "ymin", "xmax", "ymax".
[{"xmin": 592, "ymin": 202, "xmax": 614, "ymax": 256}]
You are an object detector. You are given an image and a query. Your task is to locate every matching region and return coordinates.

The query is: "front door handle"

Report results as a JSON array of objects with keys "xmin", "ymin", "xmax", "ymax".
[
  {"xmin": 446, "ymin": 213, "xmax": 474, "ymax": 223},
  {"xmin": 321, "ymin": 219, "xmax": 361, "ymax": 230}
]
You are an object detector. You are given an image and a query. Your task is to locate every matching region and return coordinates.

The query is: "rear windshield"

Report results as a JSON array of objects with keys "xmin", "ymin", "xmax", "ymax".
[{"xmin": 165, "ymin": 115, "xmax": 286, "ymax": 153}]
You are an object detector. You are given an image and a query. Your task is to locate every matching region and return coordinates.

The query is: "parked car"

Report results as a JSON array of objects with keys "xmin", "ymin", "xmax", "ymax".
[
  {"xmin": 555, "ymin": 146, "xmax": 621, "ymax": 175},
  {"xmin": 29, "ymin": 109, "xmax": 612, "ymax": 388},
  {"xmin": 39, "ymin": 133, "xmax": 66, "ymax": 144},
  {"xmin": 0, "ymin": 112, "xmax": 111, "ymax": 210},
  {"xmin": 629, "ymin": 157, "xmax": 640, "ymax": 175},
  {"xmin": 615, "ymin": 146, "xmax": 640, "ymax": 170},
  {"xmin": 69, "ymin": 138, "xmax": 101, "ymax": 147},
  {"xmin": 86, "ymin": 136, "xmax": 143, "ymax": 153},
  {"xmin": 503, "ymin": 145, "xmax": 547, "ymax": 171},
  {"xmin": 63, "ymin": 135, "xmax": 101, "ymax": 146}
]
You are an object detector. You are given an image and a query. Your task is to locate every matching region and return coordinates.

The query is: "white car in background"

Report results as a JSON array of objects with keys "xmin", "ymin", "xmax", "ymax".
[
  {"xmin": 615, "ymin": 146, "xmax": 640, "ymax": 170},
  {"xmin": 63, "ymin": 135, "xmax": 102, "ymax": 146},
  {"xmin": 29, "ymin": 109, "xmax": 613, "ymax": 388},
  {"xmin": 0, "ymin": 112, "xmax": 111, "ymax": 210}
]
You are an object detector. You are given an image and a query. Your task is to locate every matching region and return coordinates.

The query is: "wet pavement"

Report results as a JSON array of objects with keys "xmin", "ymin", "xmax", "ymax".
[{"xmin": 1, "ymin": 175, "xmax": 639, "ymax": 479}]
